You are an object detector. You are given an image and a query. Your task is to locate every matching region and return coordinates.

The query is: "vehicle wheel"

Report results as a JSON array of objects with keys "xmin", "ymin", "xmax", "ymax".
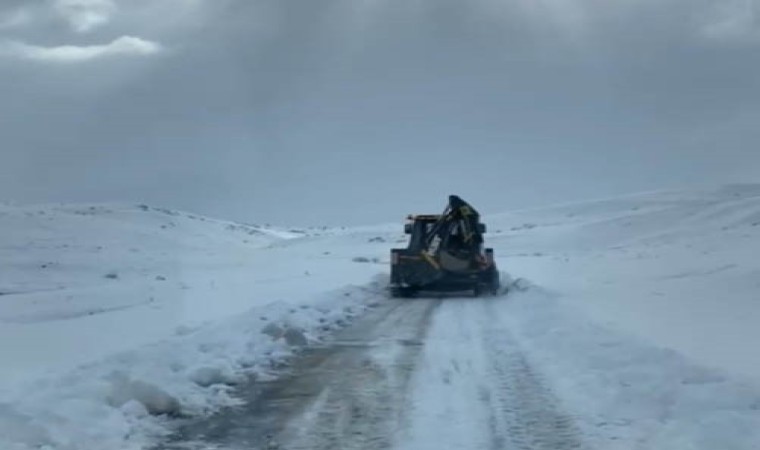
[
  {"xmin": 488, "ymin": 272, "xmax": 501, "ymax": 296},
  {"xmin": 472, "ymin": 285, "xmax": 482, "ymax": 297},
  {"xmin": 391, "ymin": 287, "xmax": 416, "ymax": 298}
]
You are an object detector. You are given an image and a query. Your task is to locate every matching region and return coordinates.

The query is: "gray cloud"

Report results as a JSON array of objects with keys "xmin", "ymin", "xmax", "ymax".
[
  {"xmin": 0, "ymin": 6, "xmax": 31, "ymax": 29},
  {"xmin": 1, "ymin": 36, "xmax": 161, "ymax": 62},
  {"xmin": 700, "ymin": 0, "xmax": 760, "ymax": 44},
  {"xmin": 53, "ymin": 0, "xmax": 118, "ymax": 33},
  {"xmin": 1, "ymin": 0, "xmax": 759, "ymax": 225}
]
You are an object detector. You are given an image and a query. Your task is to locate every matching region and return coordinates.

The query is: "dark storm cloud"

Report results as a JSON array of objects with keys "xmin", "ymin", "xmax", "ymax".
[{"xmin": 1, "ymin": 0, "xmax": 759, "ymax": 225}]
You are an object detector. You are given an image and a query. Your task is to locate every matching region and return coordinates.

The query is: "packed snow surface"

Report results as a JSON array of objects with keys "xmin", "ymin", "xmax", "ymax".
[{"xmin": 1, "ymin": 184, "xmax": 760, "ymax": 449}]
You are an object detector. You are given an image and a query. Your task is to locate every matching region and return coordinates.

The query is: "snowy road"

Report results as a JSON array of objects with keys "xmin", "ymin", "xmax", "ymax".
[
  {"xmin": 159, "ymin": 294, "xmax": 585, "ymax": 450},
  {"xmin": 6, "ymin": 187, "xmax": 760, "ymax": 450}
]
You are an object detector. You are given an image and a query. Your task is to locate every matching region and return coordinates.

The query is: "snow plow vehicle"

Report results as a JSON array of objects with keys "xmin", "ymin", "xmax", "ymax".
[{"xmin": 390, "ymin": 195, "xmax": 500, "ymax": 297}]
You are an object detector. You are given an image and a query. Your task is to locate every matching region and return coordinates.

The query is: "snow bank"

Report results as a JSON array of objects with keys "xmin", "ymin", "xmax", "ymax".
[
  {"xmin": 0, "ymin": 279, "xmax": 387, "ymax": 450},
  {"xmin": 499, "ymin": 288, "xmax": 760, "ymax": 449}
]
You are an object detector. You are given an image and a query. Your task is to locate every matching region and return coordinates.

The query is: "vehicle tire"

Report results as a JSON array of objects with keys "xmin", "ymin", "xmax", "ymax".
[
  {"xmin": 391, "ymin": 287, "xmax": 416, "ymax": 298},
  {"xmin": 488, "ymin": 272, "xmax": 501, "ymax": 296}
]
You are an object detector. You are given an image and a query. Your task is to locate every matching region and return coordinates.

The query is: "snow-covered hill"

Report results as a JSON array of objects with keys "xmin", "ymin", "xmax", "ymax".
[
  {"xmin": 0, "ymin": 203, "xmax": 391, "ymax": 450},
  {"xmin": 0, "ymin": 203, "xmax": 307, "ymax": 382},
  {"xmin": 486, "ymin": 183, "xmax": 760, "ymax": 384},
  {"xmin": 2, "ymin": 185, "xmax": 760, "ymax": 450}
]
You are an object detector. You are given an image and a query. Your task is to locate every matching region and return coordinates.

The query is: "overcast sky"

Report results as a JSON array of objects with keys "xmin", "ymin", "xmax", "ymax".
[{"xmin": 1, "ymin": 0, "xmax": 759, "ymax": 225}]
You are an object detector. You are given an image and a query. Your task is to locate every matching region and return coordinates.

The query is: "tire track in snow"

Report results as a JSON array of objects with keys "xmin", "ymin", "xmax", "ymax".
[
  {"xmin": 280, "ymin": 297, "xmax": 439, "ymax": 450},
  {"xmin": 480, "ymin": 323, "xmax": 584, "ymax": 450},
  {"xmin": 160, "ymin": 293, "xmax": 587, "ymax": 450},
  {"xmin": 396, "ymin": 297, "xmax": 586, "ymax": 450},
  {"xmin": 158, "ymin": 297, "xmax": 439, "ymax": 450}
]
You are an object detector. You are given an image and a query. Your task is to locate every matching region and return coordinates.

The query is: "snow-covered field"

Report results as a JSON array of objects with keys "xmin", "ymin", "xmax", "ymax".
[
  {"xmin": 0, "ymin": 203, "xmax": 393, "ymax": 450},
  {"xmin": 2, "ymin": 184, "xmax": 760, "ymax": 449},
  {"xmin": 487, "ymin": 183, "xmax": 760, "ymax": 385}
]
